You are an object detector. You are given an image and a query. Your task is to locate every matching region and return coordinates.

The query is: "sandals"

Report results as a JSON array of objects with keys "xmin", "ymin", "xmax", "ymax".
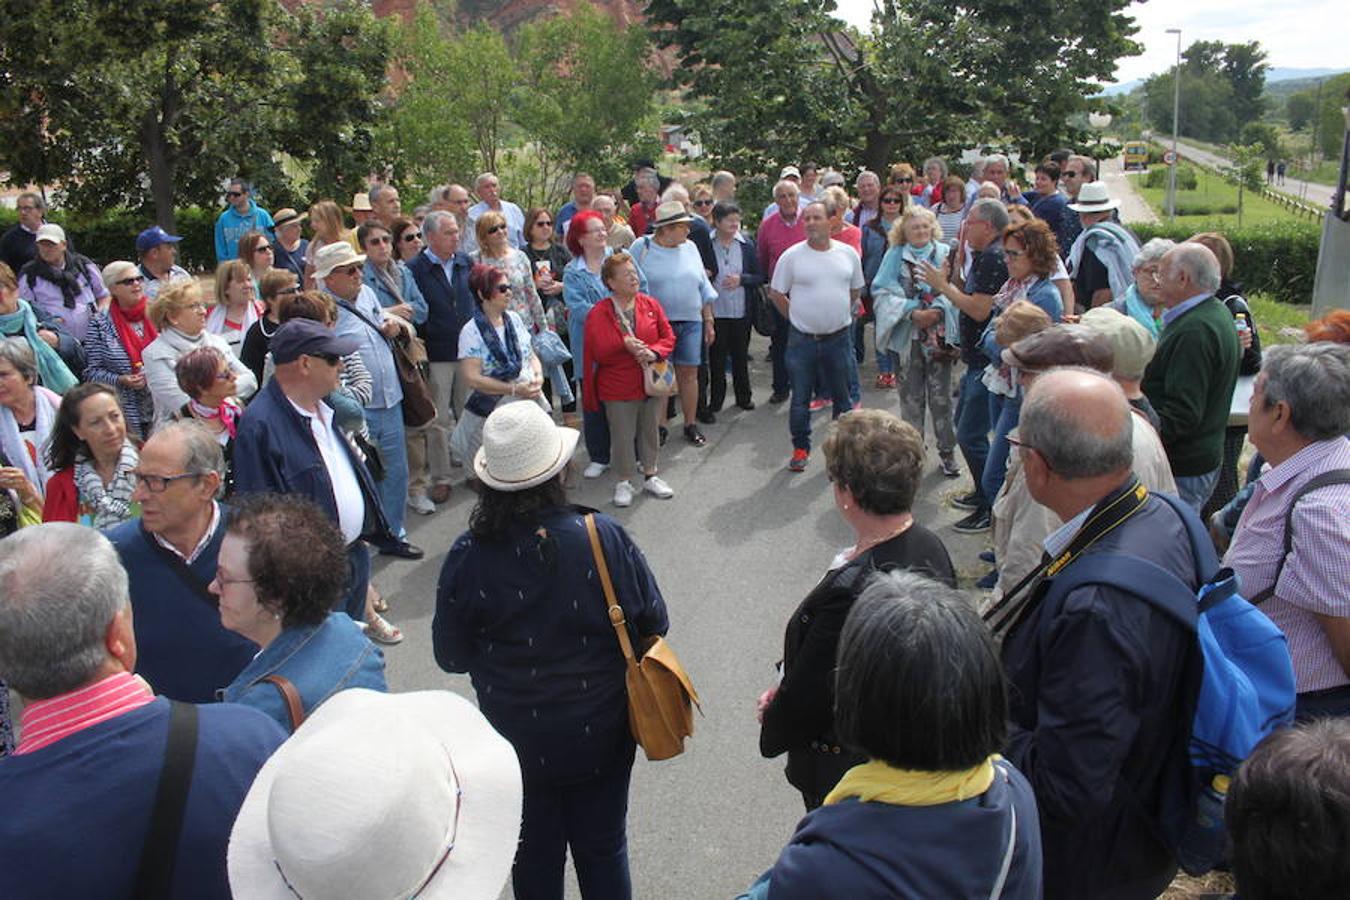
[
  {"xmin": 365, "ymin": 612, "xmax": 404, "ymax": 645},
  {"xmin": 369, "ymin": 585, "xmax": 389, "ymax": 613},
  {"xmin": 683, "ymin": 424, "xmax": 707, "ymax": 447}
]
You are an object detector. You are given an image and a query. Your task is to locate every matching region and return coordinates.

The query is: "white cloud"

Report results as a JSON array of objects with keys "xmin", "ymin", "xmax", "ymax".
[{"xmin": 829, "ymin": 0, "xmax": 1350, "ymax": 85}]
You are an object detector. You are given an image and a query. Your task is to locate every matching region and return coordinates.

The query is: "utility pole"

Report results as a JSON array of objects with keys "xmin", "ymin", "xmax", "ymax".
[{"xmin": 1165, "ymin": 28, "xmax": 1182, "ymax": 222}]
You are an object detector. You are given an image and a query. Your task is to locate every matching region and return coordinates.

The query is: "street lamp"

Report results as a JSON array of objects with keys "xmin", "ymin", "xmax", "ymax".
[{"xmin": 1166, "ymin": 27, "xmax": 1182, "ymax": 222}]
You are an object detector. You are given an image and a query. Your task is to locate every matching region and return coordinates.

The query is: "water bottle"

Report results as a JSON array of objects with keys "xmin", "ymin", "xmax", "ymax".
[
  {"xmin": 1235, "ymin": 313, "xmax": 1251, "ymax": 341},
  {"xmin": 1177, "ymin": 773, "xmax": 1231, "ymax": 876}
]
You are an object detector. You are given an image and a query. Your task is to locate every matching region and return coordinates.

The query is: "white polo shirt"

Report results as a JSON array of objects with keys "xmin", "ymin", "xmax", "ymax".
[
  {"xmin": 288, "ymin": 397, "xmax": 365, "ymax": 545},
  {"xmin": 770, "ymin": 239, "xmax": 864, "ymax": 335}
]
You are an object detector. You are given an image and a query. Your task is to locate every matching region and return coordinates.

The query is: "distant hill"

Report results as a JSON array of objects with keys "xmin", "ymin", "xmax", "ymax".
[{"xmin": 1104, "ymin": 66, "xmax": 1347, "ymax": 99}]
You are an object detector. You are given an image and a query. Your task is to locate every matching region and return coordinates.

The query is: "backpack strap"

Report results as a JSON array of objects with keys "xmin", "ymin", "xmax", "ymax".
[
  {"xmin": 1249, "ymin": 469, "xmax": 1350, "ymax": 605},
  {"xmin": 131, "ymin": 701, "xmax": 200, "ymax": 899},
  {"xmin": 1044, "ymin": 552, "xmax": 1199, "ymax": 633},
  {"xmin": 987, "ymin": 761, "xmax": 1019, "ymax": 900}
]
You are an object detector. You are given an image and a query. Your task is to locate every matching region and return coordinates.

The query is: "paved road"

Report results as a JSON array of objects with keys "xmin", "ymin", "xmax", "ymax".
[
  {"xmin": 1172, "ymin": 139, "xmax": 1335, "ymax": 211},
  {"xmin": 375, "ymin": 341, "xmax": 993, "ymax": 899},
  {"xmin": 1102, "ymin": 155, "xmax": 1160, "ymax": 225}
]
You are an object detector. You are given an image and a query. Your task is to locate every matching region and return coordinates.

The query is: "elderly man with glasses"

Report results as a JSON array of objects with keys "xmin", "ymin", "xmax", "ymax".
[
  {"xmin": 214, "ymin": 178, "xmax": 275, "ymax": 263},
  {"xmin": 0, "ymin": 191, "xmax": 51, "ymax": 274},
  {"xmin": 105, "ymin": 420, "xmax": 258, "ymax": 702}
]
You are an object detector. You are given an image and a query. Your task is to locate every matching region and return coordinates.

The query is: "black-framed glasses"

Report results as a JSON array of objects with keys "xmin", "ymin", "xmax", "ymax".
[
  {"xmin": 880, "ymin": 196, "xmax": 903, "ymax": 204},
  {"xmin": 895, "ymin": 177, "xmax": 914, "ymax": 184},
  {"xmin": 335, "ymin": 265, "xmax": 361, "ymax": 277},
  {"xmin": 402, "ymin": 232, "xmax": 422, "ymax": 242},
  {"xmin": 693, "ymin": 199, "xmax": 714, "ymax": 207},
  {"xmin": 117, "ymin": 276, "xmax": 145, "ymax": 286},
  {"xmin": 213, "ymin": 567, "xmax": 255, "ymax": 587},
  {"xmin": 367, "ymin": 235, "xmax": 392, "ymax": 246},
  {"xmin": 310, "ymin": 352, "xmax": 342, "ymax": 366},
  {"xmin": 535, "ymin": 220, "xmax": 554, "ymax": 228},
  {"xmin": 130, "ymin": 471, "xmax": 202, "ymax": 493},
  {"xmin": 493, "ymin": 283, "xmax": 511, "ymax": 294},
  {"xmin": 226, "ymin": 190, "xmax": 244, "ymax": 198},
  {"xmin": 254, "ymin": 244, "xmax": 273, "ymax": 253}
]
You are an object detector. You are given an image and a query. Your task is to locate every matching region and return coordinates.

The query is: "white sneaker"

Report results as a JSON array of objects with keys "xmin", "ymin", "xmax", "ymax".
[
  {"xmin": 613, "ymin": 480, "xmax": 634, "ymax": 507},
  {"xmin": 407, "ymin": 494, "xmax": 436, "ymax": 516},
  {"xmin": 583, "ymin": 461, "xmax": 609, "ymax": 479},
  {"xmin": 643, "ymin": 475, "xmax": 674, "ymax": 499}
]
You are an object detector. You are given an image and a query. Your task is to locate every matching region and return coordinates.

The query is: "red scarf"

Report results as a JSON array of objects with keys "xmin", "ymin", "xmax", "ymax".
[
  {"xmin": 109, "ymin": 295, "xmax": 158, "ymax": 368},
  {"xmin": 189, "ymin": 397, "xmax": 240, "ymax": 438}
]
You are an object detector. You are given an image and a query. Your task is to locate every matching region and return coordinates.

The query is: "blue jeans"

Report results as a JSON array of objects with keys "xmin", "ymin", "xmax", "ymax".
[
  {"xmin": 513, "ymin": 752, "xmax": 635, "ymax": 900},
  {"xmin": 583, "ymin": 405, "xmax": 611, "ymax": 465},
  {"xmin": 770, "ymin": 305, "xmax": 791, "ymax": 395},
  {"xmin": 956, "ymin": 365, "xmax": 992, "ymax": 508},
  {"xmin": 787, "ymin": 326, "xmax": 852, "ymax": 452},
  {"xmin": 981, "ymin": 392, "xmax": 1021, "ymax": 504},
  {"xmin": 365, "ymin": 405, "xmax": 410, "ymax": 539},
  {"xmin": 1175, "ymin": 467, "xmax": 1220, "ymax": 513},
  {"xmin": 340, "ymin": 542, "xmax": 369, "ymax": 620}
]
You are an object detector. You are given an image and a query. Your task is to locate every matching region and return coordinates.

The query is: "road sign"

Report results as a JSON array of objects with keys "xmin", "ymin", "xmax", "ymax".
[{"xmin": 1163, "ymin": 150, "xmax": 1178, "ymax": 165}]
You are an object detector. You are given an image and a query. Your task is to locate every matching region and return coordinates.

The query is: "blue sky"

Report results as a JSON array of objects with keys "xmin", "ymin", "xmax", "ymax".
[{"xmin": 830, "ymin": 0, "xmax": 1350, "ymax": 85}]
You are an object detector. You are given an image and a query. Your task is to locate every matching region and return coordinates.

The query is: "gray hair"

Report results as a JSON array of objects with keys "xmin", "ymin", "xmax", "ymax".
[
  {"xmin": 660, "ymin": 182, "xmax": 690, "ymax": 205},
  {"xmin": 0, "ymin": 336, "xmax": 38, "ymax": 385},
  {"xmin": 474, "ymin": 172, "xmax": 498, "ymax": 190},
  {"xmin": 0, "ymin": 524, "xmax": 130, "ymax": 698},
  {"xmin": 968, "ymin": 197, "xmax": 1010, "ymax": 232},
  {"xmin": 1132, "ymin": 237, "xmax": 1176, "ymax": 271},
  {"xmin": 855, "ymin": 170, "xmax": 880, "ymax": 188},
  {"xmin": 1020, "ymin": 367, "xmax": 1133, "ymax": 478},
  {"xmin": 711, "ymin": 171, "xmax": 736, "ymax": 191},
  {"xmin": 1168, "ymin": 243, "xmax": 1222, "ymax": 294},
  {"xmin": 923, "ymin": 157, "xmax": 948, "ymax": 178},
  {"xmin": 427, "ymin": 184, "xmax": 451, "ymax": 205},
  {"xmin": 1260, "ymin": 343, "xmax": 1350, "ymax": 440},
  {"xmin": 970, "ymin": 160, "xmax": 987, "ymax": 179},
  {"xmin": 821, "ymin": 186, "xmax": 851, "ymax": 218},
  {"xmin": 17, "ymin": 191, "xmax": 45, "ymax": 212},
  {"xmin": 635, "ymin": 168, "xmax": 660, "ymax": 191},
  {"xmin": 983, "ymin": 153, "xmax": 1010, "ymax": 171},
  {"xmin": 422, "ymin": 209, "xmax": 457, "ymax": 236},
  {"xmin": 155, "ymin": 419, "xmax": 226, "ymax": 480},
  {"xmin": 1069, "ymin": 154, "xmax": 1098, "ymax": 180},
  {"xmin": 773, "ymin": 179, "xmax": 800, "ymax": 199},
  {"xmin": 368, "ymin": 183, "xmax": 397, "ymax": 205}
]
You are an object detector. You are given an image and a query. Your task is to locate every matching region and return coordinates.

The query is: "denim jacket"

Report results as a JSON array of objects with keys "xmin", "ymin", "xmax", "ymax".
[{"xmin": 220, "ymin": 612, "xmax": 386, "ymax": 731}]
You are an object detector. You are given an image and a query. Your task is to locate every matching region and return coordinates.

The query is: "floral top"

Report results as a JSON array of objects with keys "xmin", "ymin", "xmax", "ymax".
[{"xmin": 471, "ymin": 247, "xmax": 550, "ymax": 334}]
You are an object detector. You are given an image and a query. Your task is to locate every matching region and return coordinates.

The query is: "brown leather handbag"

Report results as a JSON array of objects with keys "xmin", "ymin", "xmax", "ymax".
[{"xmin": 585, "ymin": 514, "xmax": 700, "ymax": 761}]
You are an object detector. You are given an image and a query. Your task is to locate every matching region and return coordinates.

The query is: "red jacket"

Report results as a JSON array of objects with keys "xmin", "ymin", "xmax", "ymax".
[
  {"xmin": 582, "ymin": 293, "xmax": 675, "ymax": 411},
  {"xmin": 42, "ymin": 467, "xmax": 79, "ymax": 522}
]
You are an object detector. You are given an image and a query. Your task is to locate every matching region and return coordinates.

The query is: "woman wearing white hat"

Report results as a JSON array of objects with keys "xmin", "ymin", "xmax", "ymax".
[
  {"xmin": 434, "ymin": 400, "xmax": 671, "ymax": 900},
  {"xmin": 228, "ymin": 688, "xmax": 523, "ymax": 900}
]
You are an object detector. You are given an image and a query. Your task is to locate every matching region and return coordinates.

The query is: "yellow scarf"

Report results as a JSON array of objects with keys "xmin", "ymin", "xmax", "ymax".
[{"xmin": 823, "ymin": 755, "xmax": 998, "ymax": 807}]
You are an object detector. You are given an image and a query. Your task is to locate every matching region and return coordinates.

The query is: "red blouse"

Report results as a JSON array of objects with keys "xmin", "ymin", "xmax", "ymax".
[{"xmin": 582, "ymin": 293, "xmax": 676, "ymax": 411}]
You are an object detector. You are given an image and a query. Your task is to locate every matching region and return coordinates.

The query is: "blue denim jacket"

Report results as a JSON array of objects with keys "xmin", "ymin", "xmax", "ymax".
[{"xmin": 220, "ymin": 612, "xmax": 387, "ymax": 731}]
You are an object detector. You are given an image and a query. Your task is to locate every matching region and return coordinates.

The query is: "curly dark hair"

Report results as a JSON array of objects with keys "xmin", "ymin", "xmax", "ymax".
[
  {"xmin": 1002, "ymin": 219, "xmax": 1060, "ymax": 278},
  {"xmin": 822, "ymin": 409, "xmax": 925, "ymax": 515},
  {"xmin": 46, "ymin": 383, "xmax": 123, "ymax": 471},
  {"xmin": 225, "ymin": 493, "xmax": 347, "ymax": 629},
  {"xmin": 468, "ymin": 472, "xmax": 570, "ymax": 542}
]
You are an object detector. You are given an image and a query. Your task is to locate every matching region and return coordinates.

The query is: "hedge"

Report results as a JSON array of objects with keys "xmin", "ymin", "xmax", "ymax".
[
  {"xmin": 1143, "ymin": 166, "xmax": 1199, "ymax": 191},
  {"xmin": 1133, "ymin": 220, "xmax": 1321, "ymax": 305},
  {"xmin": 0, "ymin": 207, "xmax": 219, "ymax": 272}
]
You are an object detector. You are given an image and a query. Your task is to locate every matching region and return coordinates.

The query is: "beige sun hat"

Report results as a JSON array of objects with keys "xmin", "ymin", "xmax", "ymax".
[
  {"xmin": 351, "ymin": 192, "xmax": 373, "ymax": 212},
  {"xmin": 1080, "ymin": 306, "xmax": 1157, "ymax": 380},
  {"xmin": 473, "ymin": 401, "xmax": 579, "ymax": 492},
  {"xmin": 312, "ymin": 241, "xmax": 367, "ymax": 279},
  {"xmin": 651, "ymin": 200, "xmax": 695, "ymax": 229},
  {"xmin": 228, "ymin": 689, "xmax": 523, "ymax": 900}
]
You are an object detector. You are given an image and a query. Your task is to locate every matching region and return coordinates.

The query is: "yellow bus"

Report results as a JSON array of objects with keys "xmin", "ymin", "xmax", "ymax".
[{"xmin": 1123, "ymin": 141, "xmax": 1150, "ymax": 171}]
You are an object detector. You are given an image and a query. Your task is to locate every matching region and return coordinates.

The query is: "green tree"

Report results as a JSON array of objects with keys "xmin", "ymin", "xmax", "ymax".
[
  {"xmin": 1222, "ymin": 41, "xmax": 1269, "ymax": 127},
  {"xmin": 1221, "ymin": 142, "xmax": 1266, "ymax": 228},
  {"xmin": 1240, "ymin": 122, "xmax": 1282, "ymax": 161},
  {"xmin": 1313, "ymin": 75, "xmax": 1350, "ymax": 159},
  {"xmin": 444, "ymin": 24, "xmax": 517, "ymax": 175},
  {"xmin": 1286, "ymin": 92, "xmax": 1316, "ymax": 131}
]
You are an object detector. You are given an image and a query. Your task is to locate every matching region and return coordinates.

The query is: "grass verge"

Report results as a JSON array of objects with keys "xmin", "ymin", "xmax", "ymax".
[{"xmin": 1133, "ymin": 168, "xmax": 1303, "ymax": 228}]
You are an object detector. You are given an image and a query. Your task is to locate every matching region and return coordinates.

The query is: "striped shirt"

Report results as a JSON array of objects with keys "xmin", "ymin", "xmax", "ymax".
[
  {"xmin": 1224, "ymin": 438, "xmax": 1350, "ymax": 693},
  {"xmin": 15, "ymin": 672, "xmax": 155, "ymax": 755}
]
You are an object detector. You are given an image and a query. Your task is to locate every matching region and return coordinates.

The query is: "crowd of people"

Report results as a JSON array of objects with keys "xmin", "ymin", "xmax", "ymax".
[{"xmin": 1, "ymin": 145, "xmax": 1348, "ymax": 900}]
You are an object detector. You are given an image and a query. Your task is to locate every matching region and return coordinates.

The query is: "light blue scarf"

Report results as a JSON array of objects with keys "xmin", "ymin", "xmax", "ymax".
[{"xmin": 0, "ymin": 299, "xmax": 78, "ymax": 393}]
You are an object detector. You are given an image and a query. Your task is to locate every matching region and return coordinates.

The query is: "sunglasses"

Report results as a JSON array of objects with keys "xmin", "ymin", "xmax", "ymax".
[
  {"xmin": 493, "ymin": 283, "xmax": 511, "ymax": 294},
  {"xmin": 881, "ymin": 196, "xmax": 903, "ymax": 204},
  {"xmin": 402, "ymin": 232, "xmax": 423, "ymax": 242},
  {"xmin": 535, "ymin": 220, "xmax": 554, "ymax": 228},
  {"xmin": 311, "ymin": 352, "xmax": 342, "ymax": 366},
  {"xmin": 226, "ymin": 191, "xmax": 244, "ymax": 198},
  {"xmin": 254, "ymin": 244, "xmax": 273, "ymax": 253},
  {"xmin": 487, "ymin": 224, "xmax": 508, "ymax": 235},
  {"xmin": 693, "ymin": 199, "xmax": 713, "ymax": 207},
  {"xmin": 116, "ymin": 276, "xmax": 145, "ymax": 286},
  {"xmin": 895, "ymin": 177, "xmax": 914, "ymax": 184}
]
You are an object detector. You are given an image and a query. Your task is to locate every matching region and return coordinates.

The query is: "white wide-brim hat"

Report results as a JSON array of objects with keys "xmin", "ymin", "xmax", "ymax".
[
  {"xmin": 312, "ymin": 241, "xmax": 367, "ymax": 279},
  {"xmin": 1067, "ymin": 180, "xmax": 1121, "ymax": 213},
  {"xmin": 473, "ymin": 401, "xmax": 579, "ymax": 492},
  {"xmin": 228, "ymin": 689, "xmax": 523, "ymax": 900}
]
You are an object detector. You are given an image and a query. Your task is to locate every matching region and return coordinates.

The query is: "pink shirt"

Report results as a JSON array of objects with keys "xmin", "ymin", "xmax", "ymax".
[
  {"xmin": 1224, "ymin": 438, "xmax": 1350, "ymax": 693},
  {"xmin": 15, "ymin": 672, "xmax": 155, "ymax": 755},
  {"xmin": 756, "ymin": 212, "xmax": 807, "ymax": 278}
]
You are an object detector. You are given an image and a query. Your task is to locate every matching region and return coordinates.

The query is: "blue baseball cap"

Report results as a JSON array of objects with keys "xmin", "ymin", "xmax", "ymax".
[
  {"xmin": 270, "ymin": 320, "xmax": 359, "ymax": 365},
  {"xmin": 136, "ymin": 225, "xmax": 183, "ymax": 253}
]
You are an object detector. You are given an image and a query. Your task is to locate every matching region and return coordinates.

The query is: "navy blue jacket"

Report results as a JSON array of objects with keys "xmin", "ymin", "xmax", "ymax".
[
  {"xmin": 860, "ymin": 220, "xmax": 891, "ymax": 299},
  {"xmin": 407, "ymin": 248, "xmax": 475, "ymax": 362},
  {"xmin": 273, "ymin": 238, "xmax": 309, "ymax": 283},
  {"xmin": 107, "ymin": 510, "xmax": 258, "ymax": 703},
  {"xmin": 762, "ymin": 763, "xmax": 1042, "ymax": 899},
  {"xmin": 434, "ymin": 507, "xmax": 668, "ymax": 784},
  {"xmin": 232, "ymin": 378, "xmax": 396, "ymax": 549},
  {"xmin": 1002, "ymin": 484, "xmax": 1197, "ymax": 900},
  {"xmin": 0, "ymin": 698, "xmax": 285, "ymax": 900}
]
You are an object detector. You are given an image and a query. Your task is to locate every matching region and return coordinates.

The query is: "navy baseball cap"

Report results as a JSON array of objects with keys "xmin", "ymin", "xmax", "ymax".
[
  {"xmin": 136, "ymin": 226, "xmax": 182, "ymax": 253},
  {"xmin": 270, "ymin": 320, "xmax": 359, "ymax": 365}
]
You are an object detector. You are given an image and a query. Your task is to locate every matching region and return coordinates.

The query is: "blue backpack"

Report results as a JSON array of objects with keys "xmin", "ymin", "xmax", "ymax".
[{"xmin": 1042, "ymin": 491, "xmax": 1296, "ymax": 874}]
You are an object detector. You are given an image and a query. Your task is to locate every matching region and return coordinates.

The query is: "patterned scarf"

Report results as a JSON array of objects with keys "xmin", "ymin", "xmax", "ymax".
[
  {"xmin": 73, "ymin": 441, "xmax": 140, "ymax": 530},
  {"xmin": 108, "ymin": 295, "xmax": 158, "ymax": 367},
  {"xmin": 0, "ymin": 299, "xmax": 78, "ymax": 392},
  {"xmin": 187, "ymin": 397, "xmax": 240, "ymax": 438},
  {"xmin": 23, "ymin": 251, "xmax": 96, "ymax": 308}
]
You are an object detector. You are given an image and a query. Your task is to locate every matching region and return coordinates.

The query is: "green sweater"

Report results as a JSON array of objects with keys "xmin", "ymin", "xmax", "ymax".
[{"xmin": 1141, "ymin": 296, "xmax": 1241, "ymax": 477}]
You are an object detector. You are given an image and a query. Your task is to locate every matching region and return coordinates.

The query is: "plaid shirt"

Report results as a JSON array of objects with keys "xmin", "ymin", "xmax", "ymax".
[{"xmin": 1224, "ymin": 437, "xmax": 1350, "ymax": 693}]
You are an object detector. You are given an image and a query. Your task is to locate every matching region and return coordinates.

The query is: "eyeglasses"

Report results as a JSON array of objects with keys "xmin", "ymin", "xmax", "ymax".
[
  {"xmin": 254, "ymin": 244, "xmax": 273, "ymax": 253},
  {"xmin": 895, "ymin": 177, "xmax": 914, "ymax": 184},
  {"xmin": 183, "ymin": 302, "xmax": 208, "ymax": 312},
  {"xmin": 1062, "ymin": 171, "xmax": 1080, "ymax": 179},
  {"xmin": 277, "ymin": 286, "xmax": 300, "ymax": 295},
  {"xmin": 692, "ymin": 199, "xmax": 713, "ymax": 207},
  {"xmin": 402, "ymin": 232, "xmax": 422, "ymax": 242},
  {"xmin": 213, "ymin": 567, "xmax": 254, "ymax": 587},
  {"xmin": 487, "ymin": 224, "xmax": 508, "ymax": 235},
  {"xmin": 492, "ymin": 283, "xmax": 511, "ymax": 295},
  {"xmin": 226, "ymin": 190, "xmax": 244, "ymax": 198},
  {"xmin": 130, "ymin": 471, "xmax": 202, "ymax": 492},
  {"xmin": 335, "ymin": 265, "xmax": 361, "ymax": 277},
  {"xmin": 535, "ymin": 220, "xmax": 553, "ymax": 228},
  {"xmin": 116, "ymin": 276, "xmax": 145, "ymax": 286},
  {"xmin": 880, "ymin": 196, "xmax": 903, "ymax": 204},
  {"xmin": 311, "ymin": 352, "xmax": 342, "ymax": 366},
  {"xmin": 17, "ymin": 205, "xmax": 37, "ymax": 213},
  {"xmin": 215, "ymin": 368, "xmax": 237, "ymax": 381},
  {"xmin": 367, "ymin": 235, "xmax": 392, "ymax": 246}
]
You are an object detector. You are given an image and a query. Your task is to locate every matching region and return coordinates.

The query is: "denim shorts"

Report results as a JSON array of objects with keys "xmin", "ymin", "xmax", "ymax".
[{"xmin": 668, "ymin": 319, "xmax": 704, "ymax": 366}]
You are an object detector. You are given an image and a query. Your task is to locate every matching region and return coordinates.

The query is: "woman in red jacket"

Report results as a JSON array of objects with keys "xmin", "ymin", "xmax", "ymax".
[
  {"xmin": 42, "ymin": 382, "xmax": 140, "ymax": 528},
  {"xmin": 583, "ymin": 252, "xmax": 677, "ymax": 508}
]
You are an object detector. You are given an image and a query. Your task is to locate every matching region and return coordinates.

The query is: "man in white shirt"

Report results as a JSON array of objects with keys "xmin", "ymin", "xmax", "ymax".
[
  {"xmin": 467, "ymin": 172, "xmax": 525, "ymax": 249},
  {"xmin": 768, "ymin": 201, "xmax": 864, "ymax": 472}
]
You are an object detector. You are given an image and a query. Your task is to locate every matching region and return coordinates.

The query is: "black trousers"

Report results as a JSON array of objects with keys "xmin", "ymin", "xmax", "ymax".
[{"xmin": 708, "ymin": 317, "xmax": 752, "ymax": 409}]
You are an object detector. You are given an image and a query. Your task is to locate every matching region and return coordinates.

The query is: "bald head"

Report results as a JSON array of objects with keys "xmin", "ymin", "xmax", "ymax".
[{"xmin": 1020, "ymin": 368, "xmax": 1133, "ymax": 479}]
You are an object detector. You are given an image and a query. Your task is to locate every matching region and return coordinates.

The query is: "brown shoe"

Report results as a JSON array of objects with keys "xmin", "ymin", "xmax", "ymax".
[{"xmin": 429, "ymin": 483, "xmax": 452, "ymax": 504}]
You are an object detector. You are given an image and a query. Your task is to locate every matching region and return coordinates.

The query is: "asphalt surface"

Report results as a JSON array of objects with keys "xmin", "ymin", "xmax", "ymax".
[
  {"xmin": 1172, "ymin": 139, "xmax": 1335, "ymax": 211},
  {"xmin": 376, "ymin": 340, "xmax": 994, "ymax": 899}
]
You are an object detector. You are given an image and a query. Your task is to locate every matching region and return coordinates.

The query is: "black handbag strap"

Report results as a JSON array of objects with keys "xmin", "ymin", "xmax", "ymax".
[
  {"xmin": 1249, "ymin": 468, "xmax": 1350, "ymax": 605},
  {"xmin": 141, "ymin": 524, "xmax": 219, "ymax": 609},
  {"xmin": 132, "ymin": 701, "xmax": 200, "ymax": 899}
]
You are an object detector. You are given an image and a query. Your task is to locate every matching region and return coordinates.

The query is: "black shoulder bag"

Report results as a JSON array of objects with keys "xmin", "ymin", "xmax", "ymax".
[
  {"xmin": 131, "ymin": 701, "xmax": 200, "ymax": 899},
  {"xmin": 336, "ymin": 299, "xmax": 437, "ymax": 428}
]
